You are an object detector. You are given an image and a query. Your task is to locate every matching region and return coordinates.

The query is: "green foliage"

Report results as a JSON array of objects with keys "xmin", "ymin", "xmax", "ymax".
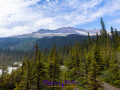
[
  {"xmin": 88, "ymin": 60, "xmax": 100, "ymax": 90},
  {"xmin": 48, "ymin": 43, "xmax": 61, "ymax": 90},
  {"xmin": 0, "ymin": 17, "xmax": 120, "ymax": 90}
]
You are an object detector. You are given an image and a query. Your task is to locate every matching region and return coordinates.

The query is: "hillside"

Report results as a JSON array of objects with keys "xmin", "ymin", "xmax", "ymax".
[{"xmin": 0, "ymin": 27, "xmax": 99, "ymax": 51}]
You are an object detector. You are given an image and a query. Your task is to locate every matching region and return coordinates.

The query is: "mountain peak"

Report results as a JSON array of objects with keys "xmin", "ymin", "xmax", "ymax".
[{"xmin": 57, "ymin": 27, "xmax": 75, "ymax": 29}]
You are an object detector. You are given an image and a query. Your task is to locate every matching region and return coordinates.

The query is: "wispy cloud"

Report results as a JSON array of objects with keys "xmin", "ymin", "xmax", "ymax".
[
  {"xmin": 112, "ymin": 19, "xmax": 120, "ymax": 23},
  {"xmin": 0, "ymin": 0, "xmax": 120, "ymax": 37}
]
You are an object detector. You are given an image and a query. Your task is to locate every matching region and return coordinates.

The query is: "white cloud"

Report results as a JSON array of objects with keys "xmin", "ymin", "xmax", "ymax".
[
  {"xmin": 0, "ymin": 0, "xmax": 120, "ymax": 37},
  {"xmin": 113, "ymin": 19, "xmax": 120, "ymax": 23}
]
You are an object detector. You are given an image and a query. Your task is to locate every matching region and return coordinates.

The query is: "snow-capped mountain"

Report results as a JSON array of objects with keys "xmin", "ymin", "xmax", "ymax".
[{"xmin": 12, "ymin": 27, "xmax": 100, "ymax": 38}]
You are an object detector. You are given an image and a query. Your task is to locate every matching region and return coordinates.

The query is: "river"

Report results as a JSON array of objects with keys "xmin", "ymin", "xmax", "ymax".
[{"xmin": 0, "ymin": 62, "xmax": 22, "ymax": 75}]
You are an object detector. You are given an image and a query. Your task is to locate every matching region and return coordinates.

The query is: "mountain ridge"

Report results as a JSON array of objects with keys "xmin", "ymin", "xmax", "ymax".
[
  {"xmin": 0, "ymin": 27, "xmax": 100, "ymax": 51},
  {"xmin": 11, "ymin": 27, "xmax": 100, "ymax": 38}
]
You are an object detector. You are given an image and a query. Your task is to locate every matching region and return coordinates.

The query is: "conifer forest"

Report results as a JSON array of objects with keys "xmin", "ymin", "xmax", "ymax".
[{"xmin": 0, "ymin": 18, "xmax": 120, "ymax": 90}]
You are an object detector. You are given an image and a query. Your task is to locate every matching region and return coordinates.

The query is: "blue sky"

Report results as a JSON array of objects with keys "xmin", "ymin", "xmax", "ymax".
[{"xmin": 0, "ymin": 0, "xmax": 120, "ymax": 37}]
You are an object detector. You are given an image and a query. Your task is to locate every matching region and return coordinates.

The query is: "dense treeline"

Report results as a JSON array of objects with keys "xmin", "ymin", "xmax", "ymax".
[
  {"xmin": 0, "ymin": 33, "xmax": 93, "ymax": 51},
  {"xmin": 0, "ymin": 49, "xmax": 32, "ymax": 66},
  {"xmin": 0, "ymin": 18, "xmax": 120, "ymax": 90},
  {"xmin": 0, "ymin": 38, "xmax": 36, "ymax": 51},
  {"xmin": 36, "ymin": 34, "xmax": 95, "ymax": 50}
]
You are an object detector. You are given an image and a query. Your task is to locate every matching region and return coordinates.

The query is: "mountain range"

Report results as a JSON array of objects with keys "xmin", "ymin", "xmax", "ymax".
[
  {"xmin": 11, "ymin": 27, "xmax": 100, "ymax": 38},
  {"xmin": 0, "ymin": 27, "xmax": 100, "ymax": 51}
]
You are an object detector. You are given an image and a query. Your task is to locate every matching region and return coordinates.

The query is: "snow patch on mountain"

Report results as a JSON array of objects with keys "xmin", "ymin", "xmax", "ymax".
[{"xmin": 76, "ymin": 30, "xmax": 88, "ymax": 35}]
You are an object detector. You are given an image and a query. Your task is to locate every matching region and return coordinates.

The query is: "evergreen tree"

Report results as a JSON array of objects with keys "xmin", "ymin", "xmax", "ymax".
[
  {"xmin": 93, "ymin": 45, "xmax": 102, "ymax": 71},
  {"xmin": 88, "ymin": 60, "xmax": 100, "ymax": 90},
  {"xmin": 111, "ymin": 26, "xmax": 115, "ymax": 43},
  {"xmin": 48, "ymin": 43, "xmax": 60, "ymax": 90},
  {"xmin": 100, "ymin": 17, "xmax": 107, "ymax": 35},
  {"xmin": 100, "ymin": 17, "xmax": 107, "ymax": 45},
  {"xmin": 35, "ymin": 50, "xmax": 47, "ymax": 90},
  {"xmin": 87, "ymin": 32, "xmax": 90, "ymax": 50}
]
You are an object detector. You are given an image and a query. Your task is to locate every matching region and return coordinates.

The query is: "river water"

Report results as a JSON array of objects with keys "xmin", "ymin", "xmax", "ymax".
[{"xmin": 0, "ymin": 62, "xmax": 22, "ymax": 75}]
